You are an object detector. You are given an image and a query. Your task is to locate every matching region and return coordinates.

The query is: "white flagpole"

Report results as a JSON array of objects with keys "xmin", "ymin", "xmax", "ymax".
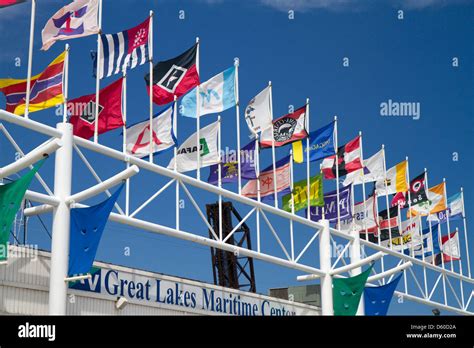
[
  {"xmin": 234, "ymin": 58, "xmax": 242, "ymax": 194},
  {"xmin": 319, "ymin": 163, "xmax": 325, "ymax": 221},
  {"xmin": 94, "ymin": 0, "xmax": 103, "ymax": 143},
  {"xmin": 196, "ymin": 37, "xmax": 201, "ymax": 180},
  {"xmin": 397, "ymin": 203, "xmax": 408, "ymax": 293},
  {"xmin": 381, "ymin": 145, "xmax": 393, "ymax": 250},
  {"xmin": 24, "ymin": 0, "xmax": 36, "ymax": 119},
  {"xmin": 255, "ymin": 134, "xmax": 261, "ymax": 252},
  {"xmin": 456, "ymin": 227, "xmax": 465, "ymax": 308},
  {"xmin": 460, "ymin": 187, "xmax": 471, "ymax": 277},
  {"xmin": 218, "ymin": 115, "xmax": 222, "ymax": 241},
  {"xmin": 62, "ymin": 44, "xmax": 70, "ymax": 123},
  {"xmin": 123, "ymin": 71, "xmax": 130, "ymax": 216},
  {"xmin": 148, "ymin": 11, "xmax": 154, "ymax": 163},
  {"xmin": 305, "ymin": 98, "xmax": 311, "ymax": 219},
  {"xmin": 374, "ymin": 190, "xmax": 386, "ymax": 284},
  {"xmin": 289, "ymin": 149, "xmax": 295, "ymax": 261},
  {"xmin": 443, "ymin": 178, "xmax": 454, "ymax": 272},
  {"xmin": 334, "ymin": 116, "xmax": 341, "ymax": 228},
  {"xmin": 405, "ymin": 156, "xmax": 416, "ymax": 257},
  {"xmin": 268, "ymin": 81, "xmax": 277, "ymax": 208},
  {"xmin": 424, "ymin": 168, "xmax": 436, "ymax": 265},
  {"xmin": 359, "ymin": 131, "xmax": 368, "ymax": 240},
  {"xmin": 174, "ymin": 96, "xmax": 179, "ymax": 231}
]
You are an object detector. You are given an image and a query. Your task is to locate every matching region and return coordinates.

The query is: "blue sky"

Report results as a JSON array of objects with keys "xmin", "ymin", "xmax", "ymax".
[{"xmin": 0, "ymin": 0, "xmax": 473, "ymax": 315}]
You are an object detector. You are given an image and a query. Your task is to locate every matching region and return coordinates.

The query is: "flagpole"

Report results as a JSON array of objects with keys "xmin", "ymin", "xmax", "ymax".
[
  {"xmin": 460, "ymin": 187, "xmax": 471, "ymax": 277},
  {"xmin": 148, "ymin": 11, "xmax": 154, "ymax": 163},
  {"xmin": 234, "ymin": 58, "xmax": 242, "ymax": 194},
  {"xmin": 289, "ymin": 149, "xmax": 295, "ymax": 261},
  {"xmin": 24, "ymin": 0, "xmax": 36, "ymax": 119},
  {"xmin": 218, "ymin": 115, "xmax": 222, "ymax": 241},
  {"xmin": 334, "ymin": 115, "xmax": 341, "ymax": 228},
  {"xmin": 405, "ymin": 156, "xmax": 416, "ymax": 258},
  {"xmin": 443, "ymin": 178, "xmax": 454, "ymax": 272},
  {"xmin": 424, "ymin": 168, "xmax": 436, "ymax": 265},
  {"xmin": 381, "ymin": 145, "xmax": 393, "ymax": 250},
  {"xmin": 319, "ymin": 163, "xmax": 325, "ymax": 220},
  {"xmin": 397, "ymin": 203, "xmax": 409, "ymax": 294},
  {"xmin": 359, "ymin": 131, "xmax": 368, "ymax": 240},
  {"xmin": 374, "ymin": 190, "xmax": 386, "ymax": 284},
  {"xmin": 174, "ymin": 96, "xmax": 179, "ymax": 231},
  {"xmin": 123, "ymin": 71, "xmax": 130, "ymax": 216},
  {"xmin": 268, "ymin": 81, "xmax": 277, "ymax": 208},
  {"xmin": 456, "ymin": 227, "xmax": 465, "ymax": 308},
  {"xmin": 196, "ymin": 37, "xmax": 201, "ymax": 180},
  {"xmin": 305, "ymin": 98, "xmax": 310, "ymax": 219},
  {"xmin": 93, "ymin": 0, "xmax": 103, "ymax": 143},
  {"xmin": 62, "ymin": 44, "xmax": 70, "ymax": 123},
  {"xmin": 255, "ymin": 134, "xmax": 261, "ymax": 252}
]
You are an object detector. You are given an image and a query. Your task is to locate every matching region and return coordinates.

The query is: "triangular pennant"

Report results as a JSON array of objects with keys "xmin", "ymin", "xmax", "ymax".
[
  {"xmin": 364, "ymin": 274, "xmax": 402, "ymax": 316},
  {"xmin": 68, "ymin": 184, "xmax": 123, "ymax": 276},
  {"xmin": 333, "ymin": 264, "xmax": 373, "ymax": 316},
  {"xmin": 0, "ymin": 159, "xmax": 45, "ymax": 261}
]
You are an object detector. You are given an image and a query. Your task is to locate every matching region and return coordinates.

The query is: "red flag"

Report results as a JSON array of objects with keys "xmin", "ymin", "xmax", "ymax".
[
  {"xmin": 321, "ymin": 136, "xmax": 363, "ymax": 179},
  {"xmin": 0, "ymin": 0, "xmax": 27, "ymax": 8},
  {"xmin": 69, "ymin": 78, "xmax": 124, "ymax": 139}
]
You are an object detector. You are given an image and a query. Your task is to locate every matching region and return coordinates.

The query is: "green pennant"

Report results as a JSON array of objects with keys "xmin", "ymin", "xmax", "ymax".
[
  {"xmin": 282, "ymin": 174, "xmax": 324, "ymax": 213},
  {"xmin": 0, "ymin": 159, "xmax": 45, "ymax": 261},
  {"xmin": 333, "ymin": 264, "xmax": 374, "ymax": 316}
]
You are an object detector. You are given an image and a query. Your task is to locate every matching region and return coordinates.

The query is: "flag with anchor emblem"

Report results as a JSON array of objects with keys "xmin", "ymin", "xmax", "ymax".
[
  {"xmin": 126, "ymin": 105, "xmax": 176, "ymax": 158},
  {"xmin": 245, "ymin": 86, "xmax": 272, "ymax": 134},
  {"xmin": 146, "ymin": 43, "xmax": 200, "ymax": 105},
  {"xmin": 41, "ymin": 0, "xmax": 100, "ymax": 51},
  {"xmin": 69, "ymin": 78, "xmax": 124, "ymax": 139},
  {"xmin": 180, "ymin": 66, "xmax": 236, "ymax": 118},
  {"xmin": 241, "ymin": 155, "xmax": 291, "ymax": 203},
  {"xmin": 260, "ymin": 105, "xmax": 308, "ymax": 148}
]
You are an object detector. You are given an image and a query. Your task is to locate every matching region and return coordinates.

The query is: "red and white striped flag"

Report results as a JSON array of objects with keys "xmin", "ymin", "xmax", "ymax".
[{"xmin": 321, "ymin": 136, "xmax": 363, "ymax": 179}]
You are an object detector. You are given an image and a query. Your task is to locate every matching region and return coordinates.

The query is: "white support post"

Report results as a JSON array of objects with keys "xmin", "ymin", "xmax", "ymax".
[
  {"xmin": 460, "ymin": 187, "xmax": 471, "ymax": 278},
  {"xmin": 334, "ymin": 116, "xmax": 341, "ymax": 228},
  {"xmin": 148, "ymin": 10, "xmax": 154, "ymax": 163},
  {"xmin": 24, "ymin": 0, "xmax": 36, "ymax": 119},
  {"xmin": 62, "ymin": 44, "xmax": 70, "ymax": 123},
  {"xmin": 319, "ymin": 219, "xmax": 333, "ymax": 315},
  {"xmin": 234, "ymin": 58, "xmax": 242, "ymax": 194},
  {"xmin": 349, "ymin": 226, "xmax": 365, "ymax": 315},
  {"xmin": 94, "ymin": 0, "xmax": 103, "ymax": 143},
  {"xmin": 48, "ymin": 123, "xmax": 73, "ymax": 315},
  {"xmin": 268, "ymin": 81, "xmax": 277, "ymax": 208},
  {"xmin": 196, "ymin": 37, "xmax": 201, "ymax": 180}
]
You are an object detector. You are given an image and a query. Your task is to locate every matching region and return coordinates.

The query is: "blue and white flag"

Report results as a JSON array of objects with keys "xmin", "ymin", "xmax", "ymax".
[
  {"xmin": 427, "ymin": 193, "xmax": 463, "ymax": 226},
  {"xmin": 180, "ymin": 66, "xmax": 236, "ymax": 118},
  {"xmin": 93, "ymin": 17, "xmax": 150, "ymax": 79},
  {"xmin": 405, "ymin": 225, "xmax": 440, "ymax": 262}
]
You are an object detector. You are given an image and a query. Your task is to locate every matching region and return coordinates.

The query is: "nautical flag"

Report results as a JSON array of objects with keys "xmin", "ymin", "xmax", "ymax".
[
  {"xmin": 382, "ymin": 217, "xmax": 422, "ymax": 251},
  {"xmin": 93, "ymin": 17, "xmax": 150, "ymax": 79},
  {"xmin": 364, "ymin": 275, "xmax": 402, "ymax": 316},
  {"xmin": 167, "ymin": 120, "xmax": 219, "ymax": 172},
  {"xmin": 260, "ymin": 106, "xmax": 308, "ymax": 148},
  {"xmin": 241, "ymin": 156, "xmax": 291, "ymax": 203},
  {"xmin": 180, "ymin": 66, "xmax": 236, "ymax": 118},
  {"xmin": 407, "ymin": 225, "xmax": 440, "ymax": 263},
  {"xmin": 339, "ymin": 195, "xmax": 377, "ymax": 232},
  {"xmin": 0, "ymin": 160, "xmax": 44, "ymax": 261},
  {"xmin": 375, "ymin": 160, "xmax": 408, "ymax": 195},
  {"xmin": 343, "ymin": 149, "xmax": 384, "ymax": 186},
  {"xmin": 208, "ymin": 140, "xmax": 257, "ymax": 185},
  {"xmin": 378, "ymin": 206, "xmax": 399, "ymax": 230},
  {"xmin": 68, "ymin": 185, "xmax": 123, "ymax": 276},
  {"xmin": 333, "ymin": 265, "xmax": 373, "ymax": 316},
  {"xmin": 439, "ymin": 231, "xmax": 461, "ymax": 264},
  {"xmin": 41, "ymin": 0, "xmax": 99, "ymax": 51},
  {"xmin": 292, "ymin": 121, "xmax": 336, "ymax": 163},
  {"xmin": 68, "ymin": 78, "xmax": 124, "ymax": 139},
  {"xmin": 244, "ymin": 86, "xmax": 272, "ymax": 134},
  {"xmin": 281, "ymin": 174, "xmax": 324, "ymax": 213},
  {"xmin": 391, "ymin": 172, "xmax": 428, "ymax": 208},
  {"xmin": 145, "ymin": 43, "xmax": 200, "ymax": 105},
  {"xmin": 427, "ymin": 193, "xmax": 463, "ymax": 225},
  {"xmin": 408, "ymin": 182, "xmax": 446, "ymax": 217},
  {"xmin": 0, "ymin": 51, "xmax": 66, "ymax": 115},
  {"xmin": 126, "ymin": 106, "xmax": 176, "ymax": 158},
  {"xmin": 309, "ymin": 185, "xmax": 352, "ymax": 223},
  {"xmin": 321, "ymin": 136, "xmax": 363, "ymax": 179},
  {"xmin": 0, "ymin": 0, "xmax": 26, "ymax": 8}
]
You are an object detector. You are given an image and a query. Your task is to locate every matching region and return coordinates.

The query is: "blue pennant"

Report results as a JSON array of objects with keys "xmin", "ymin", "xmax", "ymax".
[{"xmin": 364, "ymin": 274, "xmax": 402, "ymax": 316}]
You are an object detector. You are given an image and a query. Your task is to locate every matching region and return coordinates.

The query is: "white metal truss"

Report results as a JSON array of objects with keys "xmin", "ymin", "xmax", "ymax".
[{"xmin": 0, "ymin": 109, "xmax": 472, "ymax": 316}]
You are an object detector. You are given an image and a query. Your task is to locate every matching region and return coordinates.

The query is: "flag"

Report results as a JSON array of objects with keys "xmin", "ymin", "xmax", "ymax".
[
  {"xmin": 167, "ymin": 120, "xmax": 219, "ymax": 172},
  {"xmin": 309, "ymin": 185, "xmax": 352, "ymax": 223},
  {"xmin": 383, "ymin": 217, "xmax": 422, "ymax": 251},
  {"xmin": 244, "ymin": 86, "xmax": 272, "ymax": 134},
  {"xmin": 343, "ymin": 149, "xmax": 384, "ymax": 186},
  {"xmin": 407, "ymin": 225, "xmax": 441, "ymax": 263},
  {"xmin": 41, "ymin": 0, "xmax": 99, "ymax": 51},
  {"xmin": 292, "ymin": 121, "xmax": 336, "ymax": 164},
  {"xmin": 391, "ymin": 172, "xmax": 428, "ymax": 208},
  {"xmin": 364, "ymin": 275, "xmax": 402, "ymax": 316},
  {"xmin": 0, "ymin": 0, "xmax": 26, "ymax": 8},
  {"xmin": 126, "ymin": 106, "xmax": 176, "ymax": 158},
  {"xmin": 68, "ymin": 185, "xmax": 123, "ymax": 276},
  {"xmin": 93, "ymin": 17, "xmax": 150, "ymax": 79},
  {"xmin": 180, "ymin": 67, "xmax": 236, "ymax": 118},
  {"xmin": 427, "ymin": 193, "xmax": 463, "ymax": 225},
  {"xmin": 339, "ymin": 195, "xmax": 377, "ymax": 232},
  {"xmin": 260, "ymin": 106, "xmax": 308, "ymax": 148},
  {"xmin": 241, "ymin": 156, "xmax": 291, "ymax": 203},
  {"xmin": 375, "ymin": 160, "xmax": 408, "ymax": 195},
  {"xmin": 0, "ymin": 51, "xmax": 65, "ymax": 115},
  {"xmin": 408, "ymin": 182, "xmax": 446, "ymax": 217},
  {"xmin": 208, "ymin": 140, "xmax": 257, "ymax": 185},
  {"xmin": 281, "ymin": 174, "xmax": 324, "ymax": 213},
  {"xmin": 68, "ymin": 78, "xmax": 124, "ymax": 139},
  {"xmin": 333, "ymin": 265, "xmax": 373, "ymax": 316},
  {"xmin": 145, "ymin": 43, "xmax": 200, "ymax": 105},
  {"xmin": 321, "ymin": 136, "xmax": 363, "ymax": 179},
  {"xmin": 0, "ymin": 160, "xmax": 44, "ymax": 261},
  {"xmin": 440, "ymin": 231, "xmax": 461, "ymax": 264}
]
